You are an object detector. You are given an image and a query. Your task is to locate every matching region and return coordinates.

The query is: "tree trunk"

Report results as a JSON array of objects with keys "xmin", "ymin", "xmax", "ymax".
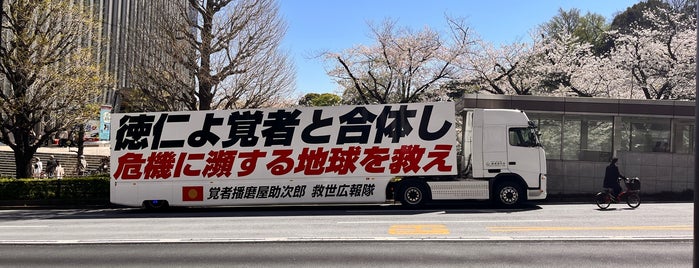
[
  {"xmin": 76, "ymin": 127, "xmax": 85, "ymax": 157},
  {"xmin": 13, "ymin": 149, "xmax": 35, "ymax": 179},
  {"xmin": 11, "ymin": 130, "xmax": 39, "ymax": 179}
]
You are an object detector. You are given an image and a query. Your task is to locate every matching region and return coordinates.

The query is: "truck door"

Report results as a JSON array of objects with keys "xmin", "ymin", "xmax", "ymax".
[
  {"xmin": 482, "ymin": 125, "xmax": 507, "ymax": 173},
  {"xmin": 506, "ymin": 127, "xmax": 542, "ymax": 188}
]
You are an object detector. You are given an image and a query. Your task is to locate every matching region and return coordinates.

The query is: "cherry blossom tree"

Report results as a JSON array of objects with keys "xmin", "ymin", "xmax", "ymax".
[
  {"xmin": 606, "ymin": 5, "xmax": 696, "ymax": 100},
  {"xmin": 328, "ymin": 2, "xmax": 695, "ymax": 102},
  {"xmin": 508, "ymin": 3, "xmax": 696, "ymax": 100},
  {"xmin": 325, "ymin": 18, "xmax": 474, "ymax": 104},
  {"xmin": 458, "ymin": 40, "xmax": 540, "ymax": 95},
  {"xmin": 531, "ymin": 32, "xmax": 621, "ymax": 97},
  {"xmin": 457, "ymin": 8, "xmax": 613, "ymax": 98},
  {"xmin": 458, "ymin": 32, "xmax": 611, "ymax": 98}
]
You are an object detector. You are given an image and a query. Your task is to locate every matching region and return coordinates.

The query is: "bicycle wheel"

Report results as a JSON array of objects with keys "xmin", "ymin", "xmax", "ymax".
[
  {"xmin": 595, "ymin": 192, "xmax": 611, "ymax": 209},
  {"xmin": 626, "ymin": 193, "xmax": 641, "ymax": 208}
]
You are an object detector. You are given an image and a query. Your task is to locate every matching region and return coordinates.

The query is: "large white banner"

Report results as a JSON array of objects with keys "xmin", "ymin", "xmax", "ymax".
[{"xmin": 110, "ymin": 102, "xmax": 457, "ymax": 181}]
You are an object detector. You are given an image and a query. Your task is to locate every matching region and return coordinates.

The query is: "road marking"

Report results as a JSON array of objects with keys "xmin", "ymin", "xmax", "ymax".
[
  {"xmin": 338, "ymin": 220, "xmax": 552, "ymax": 224},
  {"xmin": 488, "ymin": 225, "xmax": 693, "ymax": 232},
  {"xmin": 0, "ymin": 226, "xmax": 48, "ymax": 228},
  {"xmin": 388, "ymin": 224, "xmax": 450, "ymax": 235}
]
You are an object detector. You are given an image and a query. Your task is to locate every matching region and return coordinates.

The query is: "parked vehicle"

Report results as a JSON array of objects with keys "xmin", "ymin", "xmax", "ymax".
[{"xmin": 109, "ymin": 102, "xmax": 547, "ymax": 209}]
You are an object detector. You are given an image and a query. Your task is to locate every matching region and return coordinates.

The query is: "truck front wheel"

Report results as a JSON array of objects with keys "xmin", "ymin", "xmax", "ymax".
[
  {"xmin": 143, "ymin": 200, "xmax": 169, "ymax": 210},
  {"xmin": 495, "ymin": 182, "xmax": 524, "ymax": 207},
  {"xmin": 399, "ymin": 182, "xmax": 429, "ymax": 208}
]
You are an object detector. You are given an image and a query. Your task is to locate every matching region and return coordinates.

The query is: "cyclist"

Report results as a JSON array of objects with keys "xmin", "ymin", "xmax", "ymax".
[{"xmin": 603, "ymin": 157, "xmax": 625, "ymax": 200}]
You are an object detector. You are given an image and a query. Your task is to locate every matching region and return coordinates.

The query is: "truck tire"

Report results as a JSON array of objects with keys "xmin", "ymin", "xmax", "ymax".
[
  {"xmin": 494, "ymin": 182, "xmax": 523, "ymax": 207},
  {"xmin": 143, "ymin": 200, "xmax": 169, "ymax": 210},
  {"xmin": 399, "ymin": 182, "xmax": 429, "ymax": 208}
]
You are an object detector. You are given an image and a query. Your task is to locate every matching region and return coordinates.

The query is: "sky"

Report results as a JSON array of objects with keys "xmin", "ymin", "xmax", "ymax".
[{"xmin": 278, "ymin": 0, "xmax": 642, "ymax": 96}]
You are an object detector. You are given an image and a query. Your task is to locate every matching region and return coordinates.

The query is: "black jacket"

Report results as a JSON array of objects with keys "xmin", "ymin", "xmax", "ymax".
[
  {"xmin": 46, "ymin": 159, "xmax": 57, "ymax": 172},
  {"xmin": 603, "ymin": 164, "xmax": 624, "ymax": 188}
]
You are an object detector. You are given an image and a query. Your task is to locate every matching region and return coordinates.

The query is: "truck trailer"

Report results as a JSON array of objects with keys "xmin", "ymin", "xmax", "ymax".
[{"xmin": 110, "ymin": 102, "xmax": 546, "ymax": 208}]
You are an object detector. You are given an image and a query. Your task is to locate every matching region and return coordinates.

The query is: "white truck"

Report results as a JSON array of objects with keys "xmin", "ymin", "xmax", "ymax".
[{"xmin": 110, "ymin": 102, "xmax": 546, "ymax": 209}]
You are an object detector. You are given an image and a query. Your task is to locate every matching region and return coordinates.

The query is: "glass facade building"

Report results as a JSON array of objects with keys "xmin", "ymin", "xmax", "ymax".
[
  {"xmin": 1, "ymin": 0, "xmax": 191, "ymax": 111},
  {"xmin": 86, "ymin": 0, "xmax": 192, "ymax": 110},
  {"xmin": 460, "ymin": 94, "xmax": 695, "ymax": 196}
]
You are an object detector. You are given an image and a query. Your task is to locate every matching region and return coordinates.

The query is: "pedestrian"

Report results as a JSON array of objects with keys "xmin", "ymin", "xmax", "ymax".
[
  {"xmin": 33, "ymin": 156, "xmax": 43, "ymax": 178},
  {"xmin": 77, "ymin": 155, "xmax": 88, "ymax": 176},
  {"xmin": 59, "ymin": 130, "xmax": 69, "ymax": 147},
  {"xmin": 46, "ymin": 155, "xmax": 57, "ymax": 178},
  {"xmin": 55, "ymin": 160, "xmax": 65, "ymax": 179}
]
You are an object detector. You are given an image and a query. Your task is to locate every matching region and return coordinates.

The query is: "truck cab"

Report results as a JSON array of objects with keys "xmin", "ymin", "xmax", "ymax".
[
  {"xmin": 463, "ymin": 109, "xmax": 547, "ymax": 205},
  {"xmin": 394, "ymin": 108, "xmax": 547, "ymax": 208}
]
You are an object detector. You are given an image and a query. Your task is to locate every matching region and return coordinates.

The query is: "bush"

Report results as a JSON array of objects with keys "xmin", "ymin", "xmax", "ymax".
[{"xmin": 0, "ymin": 176, "xmax": 109, "ymax": 202}]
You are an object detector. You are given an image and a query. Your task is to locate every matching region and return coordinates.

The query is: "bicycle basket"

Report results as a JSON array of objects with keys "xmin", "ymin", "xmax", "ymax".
[{"xmin": 626, "ymin": 177, "xmax": 641, "ymax": 191}]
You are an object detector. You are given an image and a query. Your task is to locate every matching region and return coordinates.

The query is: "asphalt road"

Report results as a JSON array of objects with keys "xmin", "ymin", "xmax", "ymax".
[
  {"xmin": 0, "ymin": 241, "xmax": 691, "ymax": 268},
  {"xmin": 0, "ymin": 202, "xmax": 693, "ymax": 267}
]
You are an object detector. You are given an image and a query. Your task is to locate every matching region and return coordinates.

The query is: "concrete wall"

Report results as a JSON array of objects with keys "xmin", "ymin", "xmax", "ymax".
[{"xmin": 546, "ymin": 152, "xmax": 695, "ymax": 195}]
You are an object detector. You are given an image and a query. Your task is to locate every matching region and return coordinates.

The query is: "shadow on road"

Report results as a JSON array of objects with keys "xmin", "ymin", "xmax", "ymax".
[
  {"xmin": 0, "ymin": 200, "xmax": 543, "ymax": 220},
  {"xmin": 595, "ymin": 207, "xmax": 640, "ymax": 211}
]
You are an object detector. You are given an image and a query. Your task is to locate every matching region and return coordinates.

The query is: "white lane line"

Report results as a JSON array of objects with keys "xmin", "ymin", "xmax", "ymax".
[
  {"xmin": 336, "ymin": 220, "xmax": 553, "ymax": 224},
  {"xmin": 0, "ymin": 226, "xmax": 49, "ymax": 228}
]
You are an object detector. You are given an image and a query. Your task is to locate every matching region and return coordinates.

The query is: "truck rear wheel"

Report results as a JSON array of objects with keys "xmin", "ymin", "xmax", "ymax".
[
  {"xmin": 399, "ymin": 182, "xmax": 429, "ymax": 208},
  {"xmin": 495, "ymin": 182, "xmax": 523, "ymax": 207}
]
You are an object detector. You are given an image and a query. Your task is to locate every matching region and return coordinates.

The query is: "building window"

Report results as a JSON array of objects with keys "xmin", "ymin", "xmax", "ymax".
[
  {"xmin": 620, "ymin": 118, "xmax": 671, "ymax": 153},
  {"xmin": 673, "ymin": 120, "xmax": 694, "ymax": 154},
  {"xmin": 530, "ymin": 114, "xmax": 562, "ymax": 160},
  {"xmin": 562, "ymin": 116, "xmax": 613, "ymax": 161}
]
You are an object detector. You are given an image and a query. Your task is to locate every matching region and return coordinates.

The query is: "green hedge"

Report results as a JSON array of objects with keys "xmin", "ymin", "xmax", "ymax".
[{"xmin": 0, "ymin": 176, "xmax": 109, "ymax": 202}]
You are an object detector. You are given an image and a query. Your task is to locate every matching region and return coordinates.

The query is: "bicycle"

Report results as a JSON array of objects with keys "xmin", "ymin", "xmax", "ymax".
[{"xmin": 594, "ymin": 177, "xmax": 641, "ymax": 209}]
